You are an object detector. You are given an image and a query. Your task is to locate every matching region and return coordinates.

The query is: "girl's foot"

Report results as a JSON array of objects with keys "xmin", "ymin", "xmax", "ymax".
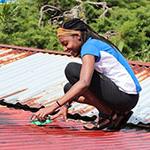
[
  {"xmin": 107, "ymin": 111, "xmax": 133, "ymax": 131},
  {"xmin": 83, "ymin": 112, "xmax": 117, "ymax": 130}
]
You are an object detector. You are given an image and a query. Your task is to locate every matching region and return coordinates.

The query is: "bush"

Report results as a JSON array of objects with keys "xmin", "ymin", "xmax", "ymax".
[{"xmin": 0, "ymin": 0, "xmax": 150, "ymax": 61}]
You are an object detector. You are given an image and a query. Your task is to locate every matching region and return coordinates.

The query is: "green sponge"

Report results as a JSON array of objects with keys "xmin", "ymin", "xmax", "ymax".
[{"xmin": 31, "ymin": 118, "xmax": 52, "ymax": 126}]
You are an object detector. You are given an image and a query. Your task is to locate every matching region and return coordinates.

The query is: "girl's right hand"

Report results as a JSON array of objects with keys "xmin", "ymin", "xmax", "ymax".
[{"xmin": 51, "ymin": 105, "xmax": 68, "ymax": 121}]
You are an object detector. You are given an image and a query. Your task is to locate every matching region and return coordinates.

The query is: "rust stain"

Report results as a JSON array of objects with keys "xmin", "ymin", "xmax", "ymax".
[
  {"xmin": 136, "ymin": 69, "xmax": 150, "ymax": 82},
  {"xmin": 0, "ymin": 47, "xmax": 34, "ymax": 66},
  {"xmin": 0, "ymin": 88, "xmax": 28, "ymax": 100},
  {"xmin": 0, "ymin": 52, "xmax": 33, "ymax": 66},
  {"xmin": 22, "ymin": 96, "xmax": 44, "ymax": 108}
]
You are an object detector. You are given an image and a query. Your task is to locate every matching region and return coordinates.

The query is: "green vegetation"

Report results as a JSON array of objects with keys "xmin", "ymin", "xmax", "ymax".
[{"xmin": 0, "ymin": 0, "xmax": 150, "ymax": 61}]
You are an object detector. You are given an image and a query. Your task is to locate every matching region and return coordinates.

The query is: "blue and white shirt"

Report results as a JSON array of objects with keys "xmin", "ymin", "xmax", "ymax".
[{"xmin": 80, "ymin": 37, "xmax": 141, "ymax": 94}]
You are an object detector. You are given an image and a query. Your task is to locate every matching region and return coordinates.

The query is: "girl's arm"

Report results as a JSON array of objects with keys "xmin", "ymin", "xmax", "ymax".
[{"xmin": 32, "ymin": 55, "xmax": 95, "ymax": 120}]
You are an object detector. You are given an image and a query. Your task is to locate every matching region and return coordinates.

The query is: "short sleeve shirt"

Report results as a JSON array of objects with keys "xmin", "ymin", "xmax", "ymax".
[{"xmin": 80, "ymin": 37, "xmax": 141, "ymax": 94}]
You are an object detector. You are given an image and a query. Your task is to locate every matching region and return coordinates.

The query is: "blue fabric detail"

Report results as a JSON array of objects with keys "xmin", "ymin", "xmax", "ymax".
[
  {"xmin": 116, "ymin": 52, "xmax": 142, "ymax": 92},
  {"xmin": 81, "ymin": 38, "xmax": 100, "ymax": 62}
]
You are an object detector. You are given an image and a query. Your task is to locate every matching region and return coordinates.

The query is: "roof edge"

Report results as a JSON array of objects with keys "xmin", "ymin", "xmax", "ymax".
[
  {"xmin": 0, "ymin": 44, "xmax": 71, "ymax": 56},
  {"xmin": 128, "ymin": 60, "xmax": 150, "ymax": 68},
  {"xmin": 0, "ymin": 44, "xmax": 150, "ymax": 67}
]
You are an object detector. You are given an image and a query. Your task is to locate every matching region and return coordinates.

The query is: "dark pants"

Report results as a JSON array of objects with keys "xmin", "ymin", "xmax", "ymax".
[{"xmin": 64, "ymin": 62, "xmax": 139, "ymax": 113}]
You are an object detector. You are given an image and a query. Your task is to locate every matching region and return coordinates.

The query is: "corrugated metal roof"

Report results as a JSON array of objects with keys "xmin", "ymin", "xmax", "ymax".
[
  {"xmin": 1, "ymin": 107, "xmax": 150, "ymax": 150},
  {"xmin": 0, "ymin": 44, "xmax": 149, "ymax": 126},
  {"xmin": 0, "ymin": 53, "xmax": 72, "ymax": 102},
  {"xmin": 0, "ymin": 44, "xmax": 150, "ymax": 149}
]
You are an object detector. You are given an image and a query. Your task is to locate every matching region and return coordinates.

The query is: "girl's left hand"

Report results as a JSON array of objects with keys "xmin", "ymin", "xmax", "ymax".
[
  {"xmin": 31, "ymin": 104, "xmax": 57, "ymax": 121},
  {"xmin": 31, "ymin": 103, "xmax": 69, "ymax": 121}
]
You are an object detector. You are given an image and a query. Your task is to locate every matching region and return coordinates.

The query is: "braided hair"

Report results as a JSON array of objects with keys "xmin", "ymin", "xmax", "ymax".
[{"xmin": 61, "ymin": 18, "xmax": 119, "ymax": 51}]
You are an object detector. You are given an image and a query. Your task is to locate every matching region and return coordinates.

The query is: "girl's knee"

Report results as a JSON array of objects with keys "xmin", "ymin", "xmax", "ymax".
[
  {"xmin": 64, "ymin": 83, "xmax": 72, "ymax": 93},
  {"xmin": 65, "ymin": 62, "xmax": 77, "ymax": 76},
  {"xmin": 64, "ymin": 62, "xmax": 81, "ymax": 83}
]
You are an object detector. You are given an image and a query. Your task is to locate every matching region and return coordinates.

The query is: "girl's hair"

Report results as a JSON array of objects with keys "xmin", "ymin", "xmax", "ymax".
[{"xmin": 62, "ymin": 18, "xmax": 119, "ymax": 51}]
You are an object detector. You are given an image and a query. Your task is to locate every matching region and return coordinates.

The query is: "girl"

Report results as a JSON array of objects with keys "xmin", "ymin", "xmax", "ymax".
[{"xmin": 32, "ymin": 18, "xmax": 141, "ymax": 130}]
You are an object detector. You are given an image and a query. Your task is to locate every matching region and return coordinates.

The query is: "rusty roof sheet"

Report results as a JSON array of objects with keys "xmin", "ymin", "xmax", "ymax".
[
  {"xmin": 0, "ymin": 44, "xmax": 150, "ymax": 126},
  {"xmin": 1, "ymin": 107, "xmax": 150, "ymax": 150},
  {"xmin": 0, "ymin": 44, "xmax": 150, "ymax": 150}
]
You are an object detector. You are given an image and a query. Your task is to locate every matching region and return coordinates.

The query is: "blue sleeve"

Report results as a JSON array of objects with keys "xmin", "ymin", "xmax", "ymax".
[{"xmin": 80, "ymin": 42, "xmax": 100, "ymax": 62}]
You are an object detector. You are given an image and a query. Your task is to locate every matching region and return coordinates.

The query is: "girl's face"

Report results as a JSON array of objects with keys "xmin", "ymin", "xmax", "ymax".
[{"xmin": 59, "ymin": 34, "xmax": 82, "ymax": 57}]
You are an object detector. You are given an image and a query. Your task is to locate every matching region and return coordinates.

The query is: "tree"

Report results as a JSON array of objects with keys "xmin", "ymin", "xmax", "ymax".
[{"xmin": 0, "ymin": 0, "xmax": 149, "ymax": 61}]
